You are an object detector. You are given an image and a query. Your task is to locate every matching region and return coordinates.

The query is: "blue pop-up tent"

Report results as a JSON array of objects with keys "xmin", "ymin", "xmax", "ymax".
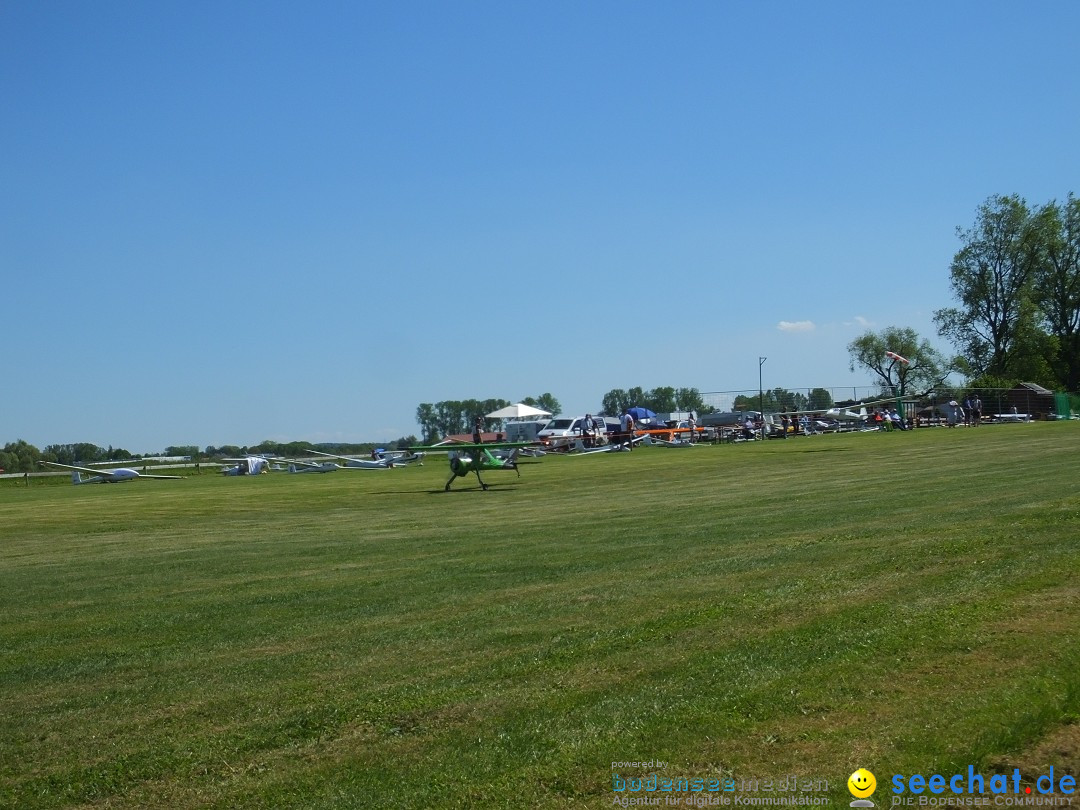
[{"xmin": 626, "ymin": 407, "xmax": 658, "ymax": 423}]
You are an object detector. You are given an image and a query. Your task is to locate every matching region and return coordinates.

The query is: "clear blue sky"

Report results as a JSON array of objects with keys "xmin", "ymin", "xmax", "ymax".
[{"xmin": 3, "ymin": 1, "xmax": 1078, "ymax": 452}]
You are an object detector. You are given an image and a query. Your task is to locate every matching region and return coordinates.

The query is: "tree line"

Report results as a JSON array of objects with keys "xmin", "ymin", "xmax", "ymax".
[
  {"xmin": 414, "ymin": 394, "xmax": 562, "ymax": 444},
  {"xmin": 413, "ymin": 389, "xmax": 715, "ymax": 443},
  {"xmin": 0, "ymin": 439, "xmax": 425, "ymax": 474},
  {"xmin": 732, "ymin": 388, "xmax": 835, "ymax": 412},
  {"xmin": 851, "ymin": 193, "xmax": 1079, "ymax": 396},
  {"xmin": 599, "ymin": 387, "xmax": 710, "ymax": 416}
]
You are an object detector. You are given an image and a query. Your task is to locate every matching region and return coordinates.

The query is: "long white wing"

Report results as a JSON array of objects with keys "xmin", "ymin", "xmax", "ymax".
[{"xmin": 42, "ymin": 461, "xmax": 107, "ymax": 475}]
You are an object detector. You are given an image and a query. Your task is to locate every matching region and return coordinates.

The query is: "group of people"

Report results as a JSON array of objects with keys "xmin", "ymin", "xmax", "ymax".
[{"xmin": 872, "ymin": 408, "xmax": 910, "ymax": 431}]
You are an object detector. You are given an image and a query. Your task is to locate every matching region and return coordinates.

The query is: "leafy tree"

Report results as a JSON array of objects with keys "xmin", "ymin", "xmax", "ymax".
[
  {"xmin": 415, "ymin": 404, "xmax": 439, "ymax": 443},
  {"xmin": 934, "ymin": 194, "xmax": 1043, "ymax": 379},
  {"xmin": 1031, "ymin": 194, "xmax": 1080, "ymax": 390},
  {"xmin": 522, "ymin": 393, "xmax": 561, "ymax": 416},
  {"xmin": 415, "ymin": 398, "xmax": 511, "ymax": 441},
  {"xmin": 0, "ymin": 440, "xmax": 42, "ymax": 473},
  {"xmin": 733, "ymin": 389, "xmax": 805, "ymax": 412},
  {"xmin": 674, "ymin": 387, "xmax": 712, "ymax": 414},
  {"xmin": 848, "ymin": 326, "xmax": 953, "ymax": 397},
  {"xmin": 600, "ymin": 389, "xmax": 632, "ymax": 416},
  {"xmin": 601, "ymin": 386, "xmax": 712, "ymax": 415},
  {"xmin": 42, "ymin": 443, "xmax": 106, "ymax": 465},
  {"xmin": 807, "ymin": 388, "xmax": 834, "ymax": 410},
  {"xmin": 644, "ymin": 387, "xmax": 676, "ymax": 413}
]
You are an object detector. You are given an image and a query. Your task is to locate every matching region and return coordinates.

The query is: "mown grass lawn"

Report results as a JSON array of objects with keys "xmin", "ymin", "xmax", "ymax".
[{"xmin": 1, "ymin": 423, "xmax": 1078, "ymax": 808}]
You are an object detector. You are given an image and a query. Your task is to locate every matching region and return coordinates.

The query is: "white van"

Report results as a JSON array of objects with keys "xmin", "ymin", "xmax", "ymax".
[
  {"xmin": 537, "ymin": 415, "xmax": 610, "ymax": 449},
  {"xmin": 503, "ymin": 420, "xmax": 548, "ymax": 442}
]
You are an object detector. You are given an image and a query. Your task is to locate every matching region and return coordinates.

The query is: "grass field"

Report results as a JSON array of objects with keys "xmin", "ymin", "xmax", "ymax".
[{"xmin": 2, "ymin": 424, "xmax": 1078, "ymax": 809}]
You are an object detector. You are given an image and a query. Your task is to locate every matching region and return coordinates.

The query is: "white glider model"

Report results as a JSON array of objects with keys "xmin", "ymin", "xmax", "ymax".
[
  {"xmin": 307, "ymin": 449, "xmax": 425, "ymax": 469},
  {"xmin": 281, "ymin": 459, "xmax": 340, "ymax": 474},
  {"xmin": 43, "ymin": 461, "xmax": 183, "ymax": 484}
]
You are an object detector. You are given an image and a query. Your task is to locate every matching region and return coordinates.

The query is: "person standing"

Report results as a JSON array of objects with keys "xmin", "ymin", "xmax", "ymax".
[
  {"xmin": 583, "ymin": 413, "xmax": 596, "ymax": 447},
  {"xmin": 972, "ymin": 395, "xmax": 983, "ymax": 426},
  {"xmin": 621, "ymin": 410, "xmax": 635, "ymax": 451},
  {"xmin": 473, "ymin": 416, "xmax": 484, "ymax": 444},
  {"xmin": 687, "ymin": 413, "xmax": 697, "ymax": 443}
]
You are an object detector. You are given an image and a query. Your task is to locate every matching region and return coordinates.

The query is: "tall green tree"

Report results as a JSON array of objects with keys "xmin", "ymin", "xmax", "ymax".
[
  {"xmin": 415, "ymin": 398, "xmax": 511, "ymax": 441},
  {"xmin": 600, "ymin": 389, "xmax": 631, "ymax": 416},
  {"xmin": 42, "ymin": 443, "xmax": 106, "ymax": 465},
  {"xmin": 807, "ymin": 388, "xmax": 834, "ymax": 410},
  {"xmin": 645, "ymin": 387, "xmax": 677, "ymax": 413},
  {"xmin": 602, "ymin": 386, "xmax": 712, "ymax": 415},
  {"xmin": 848, "ymin": 326, "xmax": 952, "ymax": 396},
  {"xmin": 674, "ymin": 387, "xmax": 711, "ymax": 413},
  {"xmin": 934, "ymin": 194, "xmax": 1043, "ymax": 379},
  {"xmin": 522, "ymin": 393, "xmax": 562, "ymax": 415},
  {"xmin": 1031, "ymin": 194, "xmax": 1080, "ymax": 390},
  {"xmin": 0, "ymin": 440, "xmax": 42, "ymax": 473}
]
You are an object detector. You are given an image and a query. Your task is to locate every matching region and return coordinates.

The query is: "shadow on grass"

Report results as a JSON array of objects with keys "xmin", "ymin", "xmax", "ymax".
[{"xmin": 367, "ymin": 483, "xmax": 525, "ymax": 496}]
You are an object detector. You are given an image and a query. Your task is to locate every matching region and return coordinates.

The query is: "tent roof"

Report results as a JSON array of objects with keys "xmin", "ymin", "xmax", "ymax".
[{"xmin": 486, "ymin": 403, "xmax": 553, "ymax": 419}]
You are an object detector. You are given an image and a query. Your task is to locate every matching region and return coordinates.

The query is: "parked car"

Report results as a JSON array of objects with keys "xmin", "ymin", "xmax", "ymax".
[{"xmin": 536, "ymin": 416, "xmax": 611, "ymax": 449}]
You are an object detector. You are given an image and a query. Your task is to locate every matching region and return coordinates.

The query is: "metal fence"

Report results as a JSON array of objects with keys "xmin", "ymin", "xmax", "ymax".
[{"xmin": 699, "ymin": 387, "xmax": 1077, "ymax": 420}]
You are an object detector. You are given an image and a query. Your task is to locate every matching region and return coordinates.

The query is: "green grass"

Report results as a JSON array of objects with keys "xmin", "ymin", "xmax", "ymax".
[{"xmin": 2, "ymin": 424, "xmax": 1078, "ymax": 808}]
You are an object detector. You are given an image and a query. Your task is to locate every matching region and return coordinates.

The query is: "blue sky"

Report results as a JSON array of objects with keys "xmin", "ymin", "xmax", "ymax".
[{"xmin": 3, "ymin": 1, "xmax": 1078, "ymax": 452}]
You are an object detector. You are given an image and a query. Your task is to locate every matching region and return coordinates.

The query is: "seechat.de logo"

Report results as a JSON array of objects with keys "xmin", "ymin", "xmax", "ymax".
[{"xmin": 890, "ymin": 766, "xmax": 1075, "ymax": 801}]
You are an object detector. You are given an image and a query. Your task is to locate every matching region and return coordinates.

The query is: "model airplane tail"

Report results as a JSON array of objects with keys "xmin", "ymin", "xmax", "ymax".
[{"xmin": 71, "ymin": 470, "xmax": 83, "ymax": 485}]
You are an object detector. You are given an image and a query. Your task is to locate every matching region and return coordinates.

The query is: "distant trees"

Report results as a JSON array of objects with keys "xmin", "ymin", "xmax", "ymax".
[
  {"xmin": 43, "ymin": 443, "xmax": 107, "ymax": 465},
  {"xmin": 413, "ymin": 394, "xmax": 567, "ymax": 442},
  {"xmin": 599, "ymin": 386, "xmax": 711, "ymax": 416},
  {"xmin": 414, "ymin": 398, "xmax": 511, "ymax": 443},
  {"xmin": 733, "ymin": 388, "xmax": 821, "ymax": 412},
  {"xmin": 164, "ymin": 446, "xmax": 199, "ymax": 458}
]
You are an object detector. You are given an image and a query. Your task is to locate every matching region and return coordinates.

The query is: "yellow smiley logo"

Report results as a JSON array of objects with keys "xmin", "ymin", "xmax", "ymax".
[{"xmin": 848, "ymin": 768, "xmax": 877, "ymax": 799}]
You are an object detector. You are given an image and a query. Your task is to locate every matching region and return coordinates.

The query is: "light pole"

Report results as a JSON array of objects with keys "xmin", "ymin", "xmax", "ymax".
[{"xmin": 758, "ymin": 356, "xmax": 766, "ymax": 440}]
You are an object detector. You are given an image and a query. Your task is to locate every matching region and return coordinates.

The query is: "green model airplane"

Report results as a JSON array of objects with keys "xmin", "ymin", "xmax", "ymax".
[{"xmin": 407, "ymin": 442, "xmax": 540, "ymax": 491}]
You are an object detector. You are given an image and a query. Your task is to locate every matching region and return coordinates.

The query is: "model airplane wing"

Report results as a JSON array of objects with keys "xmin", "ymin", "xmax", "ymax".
[
  {"xmin": 407, "ymin": 441, "xmax": 540, "ymax": 452},
  {"xmin": 42, "ymin": 461, "xmax": 109, "ymax": 475},
  {"xmin": 41, "ymin": 460, "xmax": 183, "ymax": 481}
]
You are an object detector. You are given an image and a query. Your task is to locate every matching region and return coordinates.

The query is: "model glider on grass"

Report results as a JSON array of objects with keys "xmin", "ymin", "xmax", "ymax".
[
  {"xmin": 42, "ymin": 461, "xmax": 183, "ymax": 484},
  {"xmin": 279, "ymin": 459, "xmax": 340, "ymax": 474},
  {"xmin": 306, "ymin": 449, "xmax": 425, "ymax": 469}
]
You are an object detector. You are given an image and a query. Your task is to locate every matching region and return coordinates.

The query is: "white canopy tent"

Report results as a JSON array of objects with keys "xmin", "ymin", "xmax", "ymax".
[{"xmin": 486, "ymin": 403, "xmax": 552, "ymax": 420}]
